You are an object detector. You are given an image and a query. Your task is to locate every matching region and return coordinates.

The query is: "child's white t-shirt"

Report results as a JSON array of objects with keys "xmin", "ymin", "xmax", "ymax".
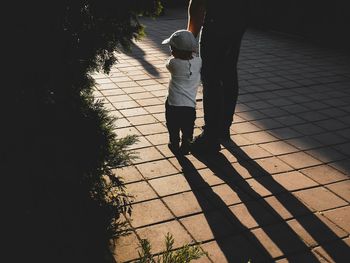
[{"xmin": 166, "ymin": 55, "xmax": 202, "ymax": 108}]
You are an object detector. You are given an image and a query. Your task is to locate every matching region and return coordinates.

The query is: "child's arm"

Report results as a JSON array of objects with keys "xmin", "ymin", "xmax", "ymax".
[{"xmin": 165, "ymin": 57, "xmax": 174, "ymax": 72}]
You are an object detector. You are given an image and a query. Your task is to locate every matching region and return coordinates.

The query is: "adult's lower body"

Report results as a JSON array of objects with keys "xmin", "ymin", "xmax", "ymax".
[{"xmin": 192, "ymin": 25, "xmax": 246, "ymax": 152}]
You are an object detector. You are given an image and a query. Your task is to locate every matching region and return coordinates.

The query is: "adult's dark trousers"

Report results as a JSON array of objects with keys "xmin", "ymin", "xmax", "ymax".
[
  {"xmin": 200, "ymin": 27, "xmax": 245, "ymax": 140},
  {"xmin": 165, "ymin": 100, "xmax": 196, "ymax": 144}
]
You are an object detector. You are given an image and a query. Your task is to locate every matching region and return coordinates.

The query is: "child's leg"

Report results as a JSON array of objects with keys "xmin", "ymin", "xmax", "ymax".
[
  {"xmin": 180, "ymin": 107, "xmax": 196, "ymax": 154},
  {"xmin": 165, "ymin": 101, "xmax": 180, "ymax": 151}
]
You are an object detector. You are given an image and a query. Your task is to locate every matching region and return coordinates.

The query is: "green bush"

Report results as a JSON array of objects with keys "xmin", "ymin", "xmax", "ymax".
[
  {"xmin": 136, "ymin": 233, "xmax": 206, "ymax": 263},
  {"xmin": 3, "ymin": 1, "xmax": 161, "ymax": 262}
]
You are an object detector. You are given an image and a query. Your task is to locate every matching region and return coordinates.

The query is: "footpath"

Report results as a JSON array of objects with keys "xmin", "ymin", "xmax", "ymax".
[{"xmin": 93, "ymin": 8, "xmax": 350, "ymax": 263}]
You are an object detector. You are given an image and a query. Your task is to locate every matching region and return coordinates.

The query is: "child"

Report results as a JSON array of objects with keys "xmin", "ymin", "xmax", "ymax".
[{"xmin": 162, "ymin": 29, "xmax": 202, "ymax": 155}]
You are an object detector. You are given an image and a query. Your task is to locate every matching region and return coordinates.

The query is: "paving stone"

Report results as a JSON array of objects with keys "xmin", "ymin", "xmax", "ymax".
[
  {"xmin": 313, "ymin": 132, "xmax": 348, "ymax": 146},
  {"xmin": 268, "ymin": 127, "xmax": 302, "ymax": 140},
  {"xmin": 132, "ymin": 147, "xmax": 164, "ymax": 164},
  {"xmin": 145, "ymin": 132, "xmax": 169, "ymax": 145},
  {"xmin": 242, "ymin": 131, "xmax": 279, "ymax": 144},
  {"xmin": 136, "ymin": 123, "xmax": 167, "ymax": 135},
  {"xmin": 241, "ymin": 145, "xmax": 273, "ymax": 159},
  {"xmin": 136, "ymin": 220, "xmax": 193, "ymax": 254},
  {"xmin": 260, "ymin": 193, "xmax": 312, "ymax": 220},
  {"xmin": 286, "ymin": 136, "xmax": 322, "ymax": 150},
  {"xmin": 306, "ymin": 147, "xmax": 346, "ymax": 163},
  {"xmin": 125, "ymin": 181, "xmax": 157, "ymax": 203},
  {"xmin": 162, "ymin": 191, "xmax": 214, "ymax": 218},
  {"xmin": 113, "ymin": 165, "xmax": 143, "ymax": 183},
  {"xmin": 323, "ymin": 206, "xmax": 350, "ymax": 233},
  {"xmin": 232, "ymin": 122, "xmax": 261, "ymax": 134},
  {"xmin": 113, "ymin": 100, "xmax": 140, "ymax": 110},
  {"xmin": 137, "ymin": 97, "xmax": 162, "ymax": 106},
  {"xmin": 228, "ymin": 201, "xmax": 278, "ymax": 229},
  {"xmin": 180, "ymin": 211, "xmax": 241, "ymax": 242},
  {"xmin": 169, "ymin": 155, "xmax": 207, "ymax": 171},
  {"xmin": 278, "ymin": 152, "xmax": 322, "ymax": 169},
  {"xmin": 325, "ymin": 180, "xmax": 350, "ymax": 202},
  {"xmin": 144, "ymin": 104, "xmax": 165, "ymax": 114},
  {"xmin": 255, "ymin": 157, "xmax": 293, "ymax": 174},
  {"xmin": 127, "ymin": 114, "xmax": 158, "ymax": 126},
  {"xmin": 136, "ymin": 159, "xmax": 178, "ymax": 179},
  {"xmin": 113, "ymin": 232, "xmax": 140, "ymax": 262},
  {"xmin": 329, "ymin": 159, "xmax": 350, "ymax": 175},
  {"xmin": 200, "ymin": 234, "xmax": 268, "ymax": 263},
  {"xmin": 129, "ymin": 91, "xmax": 154, "ymax": 100},
  {"xmin": 250, "ymin": 223, "xmax": 311, "ymax": 259},
  {"xmin": 259, "ymin": 141, "xmax": 299, "ymax": 155},
  {"xmin": 316, "ymin": 119, "xmax": 348, "ymax": 131},
  {"xmin": 120, "ymin": 107, "xmax": 149, "ymax": 117},
  {"xmin": 114, "ymin": 126, "xmax": 141, "ymax": 138},
  {"xmin": 205, "ymin": 184, "xmax": 251, "ymax": 207},
  {"xmin": 312, "ymin": 238, "xmax": 350, "ymax": 263},
  {"xmin": 127, "ymin": 199, "xmax": 173, "ymax": 228},
  {"xmin": 275, "ymin": 250, "xmax": 328, "ymax": 262},
  {"xmin": 243, "ymin": 177, "xmax": 288, "ymax": 198},
  {"xmin": 274, "ymin": 115, "xmax": 307, "ymax": 126},
  {"xmin": 292, "ymin": 123, "xmax": 326, "ymax": 136},
  {"xmin": 293, "ymin": 187, "xmax": 348, "ymax": 212},
  {"xmin": 149, "ymin": 174, "xmax": 191, "ymax": 196},
  {"xmin": 300, "ymin": 165, "xmax": 348, "ymax": 185},
  {"xmin": 271, "ymin": 171, "xmax": 319, "ymax": 191},
  {"xmin": 286, "ymin": 213, "xmax": 347, "ymax": 247}
]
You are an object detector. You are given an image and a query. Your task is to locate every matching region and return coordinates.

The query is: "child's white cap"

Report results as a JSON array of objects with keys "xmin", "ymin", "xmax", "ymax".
[{"xmin": 162, "ymin": 29, "xmax": 198, "ymax": 52}]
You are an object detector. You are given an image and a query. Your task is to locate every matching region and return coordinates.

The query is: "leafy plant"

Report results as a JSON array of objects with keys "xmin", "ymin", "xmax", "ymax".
[
  {"xmin": 136, "ymin": 233, "xmax": 206, "ymax": 263},
  {"xmin": 4, "ymin": 1, "xmax": 162, "ymax": 262}
]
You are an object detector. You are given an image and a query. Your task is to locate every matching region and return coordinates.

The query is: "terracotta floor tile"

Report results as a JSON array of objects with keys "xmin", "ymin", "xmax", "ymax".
[
  {"xmin": 293, "ymin": 187, "xmax": 348, "ymax": 212},
  {"xmin": 279, "ymin": 152, "xmax": 322, "ymax": 169},
  {"xmin": 127, "ymin": 199, "xmax": 173, "ymax": 228},
  {"xmin": 162, "ymin": 191, "xmax": 213, "ymax": 217},
  {"xmin": 136, "ymin": 159, "xmax": 178, "ymax": 179},
  {"xmin": 149, "ymin": 174, "xmax": 191, "ymax": 196},
  {"xmin": 300, "ymin": 165, "xmax": 348, "ymax": 185},
  {"xmin": 125, "ymin": 181, "xmax": 157, "ymax": 203},
  {"xmin": 113, "ymin": 232, "xmax": 140, "ymax": 262},
  {"xmin": 323, "ymin": 206, "xmax": 350, "ymax": 233},
  {"xmin": 325, "ymin": 180, "xmax": 350, "ymax": 202},
  {"xmin": 180, "ymin": 211, "xmax": 241, "ymax": 242},
  {"xmin": 271, "ymin": 171, "xmax": 319, "ymax": 191},
  {"xmin": 287, "ymin": 213, "xmax": 347, "ymax": 247},
  {"xmin": 113, "ymin": 165, "xmax": 143, "ymax": 184},
  {"xmin": 136, "ymin": 221, "xmax": 193, "ymax": 254}
]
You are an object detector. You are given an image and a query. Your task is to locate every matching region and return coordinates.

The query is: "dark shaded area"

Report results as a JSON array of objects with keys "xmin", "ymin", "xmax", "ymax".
[
  {"xmin": 175, "ymin": 145, "xmax": 349, "ymax": 261},
  {"xmin": 2, "ymin": 1, "xmax": 161, "ymax": 262},
  {"xmin": 249, "ymin": 0, "xmax": 350, "ymax": 50},
  {"xmin": 160, "ymin": 0, "xmax": 350, "ymax": 50}
]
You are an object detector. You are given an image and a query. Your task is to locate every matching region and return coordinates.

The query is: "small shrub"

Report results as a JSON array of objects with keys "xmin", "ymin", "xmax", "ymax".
[{"xmin": 136, "ymin": 233, "xmax": 206, "ymax": 263}]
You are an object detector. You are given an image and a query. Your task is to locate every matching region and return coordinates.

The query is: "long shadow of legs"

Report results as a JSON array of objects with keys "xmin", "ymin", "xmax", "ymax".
[
  {"xmin": 175, "ymin": 155, "xmax": 274, "ymax": 262},
  {"xmin": 184, "ymin": 142, "xmax": 349, "ymax": 262}
]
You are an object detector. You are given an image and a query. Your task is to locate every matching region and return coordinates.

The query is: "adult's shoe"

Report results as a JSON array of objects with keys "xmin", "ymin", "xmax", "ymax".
[{"xmin": 190, "ymin": 133, "xmax": 220, "ymax": 154}]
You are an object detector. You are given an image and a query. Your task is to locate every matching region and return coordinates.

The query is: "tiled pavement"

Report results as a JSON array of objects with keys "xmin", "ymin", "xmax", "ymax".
[{"xmin": 92, "ymin": 9, "xmax": 350, "ymax": 263}]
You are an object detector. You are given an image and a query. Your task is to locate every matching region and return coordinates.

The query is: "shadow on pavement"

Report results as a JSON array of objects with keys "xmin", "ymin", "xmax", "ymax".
[
  {"xmin": 175, "ymin": 143, "xmax": 349, "ymax": 262},
  {"xmin": 126, "ymin": 42, "xmax": 161, "ymax": 77}
]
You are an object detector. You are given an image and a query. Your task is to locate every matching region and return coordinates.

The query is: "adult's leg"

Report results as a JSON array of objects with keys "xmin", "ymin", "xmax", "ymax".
[
  {"xmin": 219, "ymin": 30, "xmax": 245, "ymax": 138},
  {"xmin": 200, "ymin": 32, "xmax": 223, "ymax": 140}
]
